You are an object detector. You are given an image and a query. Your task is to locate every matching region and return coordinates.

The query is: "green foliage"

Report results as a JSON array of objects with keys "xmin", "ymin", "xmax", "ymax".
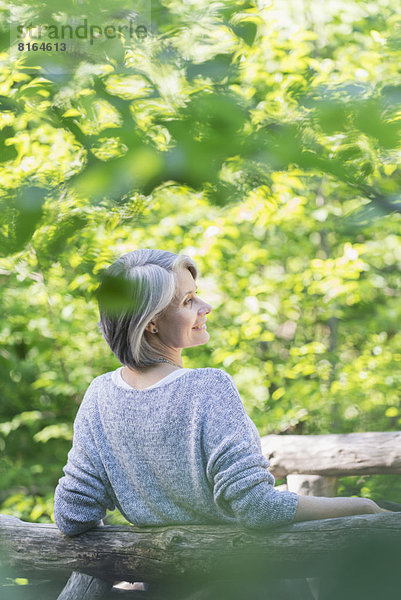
[{"xmin": 1, "ymin": 0, "xmax": 401, "ymax": 526}]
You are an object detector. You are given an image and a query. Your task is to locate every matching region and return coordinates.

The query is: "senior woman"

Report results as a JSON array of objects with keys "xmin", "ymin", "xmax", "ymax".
[{"xmin": 54, "ymin": 248, "xmax": 384, "ymax": 538}]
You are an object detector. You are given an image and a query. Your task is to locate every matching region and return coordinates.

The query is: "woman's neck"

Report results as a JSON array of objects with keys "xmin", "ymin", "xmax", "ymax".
[{"xmin": 121, "ymin": 362, "xmax": 182, "ymax": 390}]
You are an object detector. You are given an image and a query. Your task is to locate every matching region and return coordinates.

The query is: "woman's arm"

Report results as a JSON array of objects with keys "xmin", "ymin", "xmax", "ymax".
[
  {"xmin": 293, "ymin": 495, "xmax": 386, "ymax": 522},
  {"xmin": 54, "ymin": 440, "xmax": 114, "ymax": 536},
  {"xmin": 54, "ymin": 402, "xmax": 115, "ymax": 536},
  {"xmin": 201, "ymin": 369, "xmax": 388, "ymax": 528},
  {"xmin": 203, "ymin": 370, "xmax": 299, "ymax": 528}
]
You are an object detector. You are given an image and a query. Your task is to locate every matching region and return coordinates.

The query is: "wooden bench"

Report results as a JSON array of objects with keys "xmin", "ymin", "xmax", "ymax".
[{"xmin": 1, "ymin": 431, "xmax": 400, "ymax": 599}]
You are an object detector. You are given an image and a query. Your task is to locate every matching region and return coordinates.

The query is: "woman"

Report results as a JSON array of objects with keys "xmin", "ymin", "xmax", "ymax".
[{"xmin": 54, "ymin": 248, "xmax": 384, "ymax": 538}]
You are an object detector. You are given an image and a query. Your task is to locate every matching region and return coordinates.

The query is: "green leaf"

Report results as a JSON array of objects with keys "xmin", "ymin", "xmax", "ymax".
[{"xmin": 232, "ymin": 21, "xmax": 257, "ymax": 46}]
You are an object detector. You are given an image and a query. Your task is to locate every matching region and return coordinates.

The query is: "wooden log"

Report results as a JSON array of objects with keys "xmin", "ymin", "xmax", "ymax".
[
  {"xmin": 1, "ymin": 513, "xmax": 400, "ymax": 582},
  {"xmin": 286, "ymin": 475, "xmax": 338, "ymax": 497},
  {"xmin": 57, "ymin": 572, "xmax": 112, "ymax": 600},
  {"xmin": 261, "ymin": 431, "xmax": 401, "ymax": 478}
]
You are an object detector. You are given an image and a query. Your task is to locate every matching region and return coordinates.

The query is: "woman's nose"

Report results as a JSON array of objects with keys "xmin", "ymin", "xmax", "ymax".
[{"xmin": 199, "ymin": 301, "xmax": 212, "ymax": 315}]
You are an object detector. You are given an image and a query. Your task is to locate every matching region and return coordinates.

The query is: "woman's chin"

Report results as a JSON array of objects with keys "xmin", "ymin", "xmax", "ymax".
[
  {"xmin": 189, "ymin": 331, "xmax": 210, "ymax": 346},
  {"xmin": 201, "ymin": 331, "xmax": 210, "ymax": 344}
]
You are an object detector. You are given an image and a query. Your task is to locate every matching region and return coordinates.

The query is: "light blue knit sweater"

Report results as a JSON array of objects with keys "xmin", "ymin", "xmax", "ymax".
[{"xmin": 54, "ymin": 368, "xmax": 298, "ymax": 536}]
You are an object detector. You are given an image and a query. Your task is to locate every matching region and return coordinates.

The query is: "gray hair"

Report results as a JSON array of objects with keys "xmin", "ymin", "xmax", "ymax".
[{"xmin": 97, "ymin": 249, "xmax": 198, "ymax": 370}]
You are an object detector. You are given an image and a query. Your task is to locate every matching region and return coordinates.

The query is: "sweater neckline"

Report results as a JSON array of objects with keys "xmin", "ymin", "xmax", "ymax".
[{"xmin": 111, "ymin": 367, "xmax": 191, "ymax": 392}]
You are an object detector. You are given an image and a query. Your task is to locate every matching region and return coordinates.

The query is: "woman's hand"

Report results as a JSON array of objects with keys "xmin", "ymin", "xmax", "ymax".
[
  {"xmin": 293, "ymin": 495, "xmax": 388, "ymax": 522},
  {"xmin": 355, "ymin": 498, "xmax": 389, "ymax": 513}
]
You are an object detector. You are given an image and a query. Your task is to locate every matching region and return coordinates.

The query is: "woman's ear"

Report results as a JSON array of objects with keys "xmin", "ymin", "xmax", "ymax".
[{"xmin": 145, "ymin": 321, "xmax": 158, "ymax": 334}]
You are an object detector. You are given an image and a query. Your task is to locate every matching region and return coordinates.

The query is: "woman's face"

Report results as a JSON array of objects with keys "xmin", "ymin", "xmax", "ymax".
[{"xmin": 153, "ymin": 269, "xmax": 212, "ymax": 350}]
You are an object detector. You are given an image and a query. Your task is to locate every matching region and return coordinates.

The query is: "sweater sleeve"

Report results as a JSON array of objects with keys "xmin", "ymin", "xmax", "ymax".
[
  {"xmin": 203, "ymin": 370, "xmax": 298, "ymax": 529},
  {"xmin": 53, "ymin": 395, "xmax": 115, "ymax": 536}
]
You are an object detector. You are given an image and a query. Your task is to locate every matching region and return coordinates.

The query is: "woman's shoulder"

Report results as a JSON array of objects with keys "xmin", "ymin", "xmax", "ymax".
[
  {"xmin": 77, "ymin": 371, "xmax": 114, "ymax": 408},
  {"xmin": 193, "ymin": 367, "xmax": 232, "ymax": 379},
  {"xmin": 85, "ymin": 371, "xmax": 114, "ymax": 391},
  {"xmin": 188, "ymin": 367, "xmax": 238, "ymax": 390}
]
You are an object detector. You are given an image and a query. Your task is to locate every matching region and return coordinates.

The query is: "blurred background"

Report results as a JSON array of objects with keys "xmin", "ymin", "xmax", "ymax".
[{"xmin": 1, "ymin": 0, "xmax": 401, "ymax": 551}]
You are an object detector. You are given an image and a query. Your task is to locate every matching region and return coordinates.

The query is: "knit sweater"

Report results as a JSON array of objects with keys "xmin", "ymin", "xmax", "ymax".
[{"xmin": 53, "ymin": 367, "xmax": 298, "ymax": 536}]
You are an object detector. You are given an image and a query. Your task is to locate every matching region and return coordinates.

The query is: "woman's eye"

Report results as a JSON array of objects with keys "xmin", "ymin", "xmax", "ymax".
[{"xmin": 184, "ymin": 298, "xmax": 193, "ymax": 305}]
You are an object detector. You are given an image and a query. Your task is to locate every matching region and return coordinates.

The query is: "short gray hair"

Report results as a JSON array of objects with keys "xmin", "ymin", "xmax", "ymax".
[{"xmin": 97, "ymin": 249, "xmax": 198, "ymax": 370}]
